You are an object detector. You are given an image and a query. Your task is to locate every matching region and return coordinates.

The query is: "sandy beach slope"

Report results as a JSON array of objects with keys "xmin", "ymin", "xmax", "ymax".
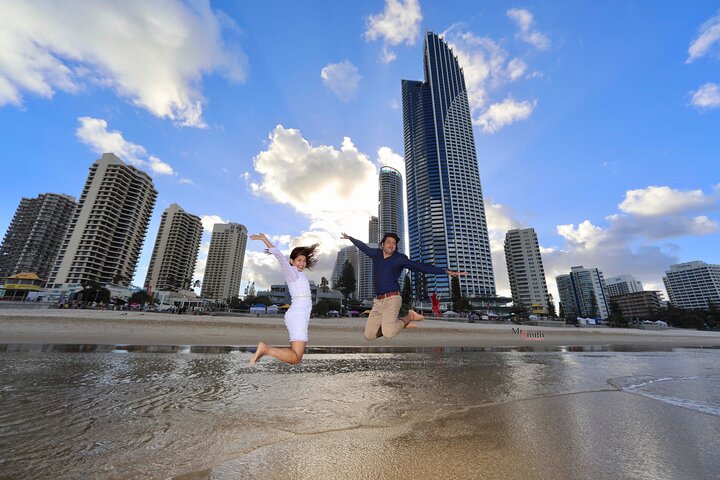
[{"xmin": 1, "ymin": 308, "xmax": 719, "ymax": 347}]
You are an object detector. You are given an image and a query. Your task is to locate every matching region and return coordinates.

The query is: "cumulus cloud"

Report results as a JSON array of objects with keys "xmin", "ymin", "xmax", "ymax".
[
  {"xmin": 200, "ymin": 215, "xmax": 227, "ymax": 233},
  {"xmin": 364, "ymin": 0, "xmax": 422, "ymax": 63},
  {"xmin": 75, "ymin": 117, "xmax": 175, "ymax": 175},
  {"xmin": 0, "ymin": 0, "xmax": 246, "ymax": 127},
  {"xmin": 476, "ymin": 98, "xmax": 536, "ymax": 133},
  {"xmin": 687, "ymin": 10, "xmax": 720, "ymax": 63},
  {"xmin": 618, "ymin": 185, "xmax": 718, "ymax": 216},
  {"xmin": 690, "ymin": 82, "xmax": 720, "ymax": 109},
  {"xmin": 246, "ymin": 125, "xmax": 404, "ymax": 289},
  {"xmin": 320, "ymin": 60, "xmax": 362, "ymax": 101},
  {"xmin": 441, "ymin": 24, "xmax": 540, "ymax": 133},
  {"xmin": 507, "ymin": 8, "xmax": 551, "ymax": 50}
]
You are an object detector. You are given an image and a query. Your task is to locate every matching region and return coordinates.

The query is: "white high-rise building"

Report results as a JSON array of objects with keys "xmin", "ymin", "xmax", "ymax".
[
  {"xmin": 48, "ymin": 153, "xmax": 157, "ymax": 289},
  {"xmin": 378, "ymin": 166, "xmax": 404, "ymax": 254},
  {"xmin": 144, "ymin": 204, "xmax": 202, "ymax": 293},
  {"xmin": 663, "ymin": 261, "xmax": 720, "ymax": 310},
  {"xmin": 201, "ymin": 223, "xmax": 247, "ymax": 301},
  {"xmin": 356, "ymin": 242, "xmax": 378, "ymax": 300},
  {"xmin": 556, "ymin": 266, "xmax": 610, "ymax": 319},
  {"xmin": 504, "ymin": 228, "xmax": 549, "ymax": 314},
  {"xmin": 605, "ymin": 274, "xmax": 643, "ymax": 298}
]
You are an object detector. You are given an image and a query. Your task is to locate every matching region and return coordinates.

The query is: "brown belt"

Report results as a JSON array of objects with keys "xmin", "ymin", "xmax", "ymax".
[{"xmin": 376, "ymin": 291, "xmax": 400, "ymax": 300}]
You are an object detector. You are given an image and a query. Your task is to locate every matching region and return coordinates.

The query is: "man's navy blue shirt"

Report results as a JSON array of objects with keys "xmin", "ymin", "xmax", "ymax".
[{"xmin": 349, "ymin": 237, "xmax": 446, "ymax": 295}]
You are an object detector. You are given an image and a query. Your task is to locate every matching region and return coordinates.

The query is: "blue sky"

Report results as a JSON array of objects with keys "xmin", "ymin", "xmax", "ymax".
[{"xmin": 1, "ymin": 0, "xmax": 719, "ymax": 300}]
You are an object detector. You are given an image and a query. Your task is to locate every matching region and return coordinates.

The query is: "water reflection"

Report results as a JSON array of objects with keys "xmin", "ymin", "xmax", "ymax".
[{"xmin": 0, "ymin": 346, "xmax": 718, "ymax": 479}]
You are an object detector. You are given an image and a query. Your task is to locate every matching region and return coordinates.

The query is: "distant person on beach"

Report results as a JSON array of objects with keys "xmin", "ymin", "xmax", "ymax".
[
  {"xmin": 341, "ymin": 232, "xmax": 465, "ymax": 340},
  {"xmin": 249, "ymin": 233, "xmax": 319, "ymax": 366}
]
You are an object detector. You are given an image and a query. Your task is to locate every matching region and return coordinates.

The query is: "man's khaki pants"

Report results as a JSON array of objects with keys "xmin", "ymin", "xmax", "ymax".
[{"xmin": 364, "ymin": 295, "xmax": 404, "ymax": 340}]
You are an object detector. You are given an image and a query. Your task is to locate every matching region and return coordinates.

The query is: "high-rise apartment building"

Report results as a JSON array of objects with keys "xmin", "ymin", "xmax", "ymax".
[
  {"xmin": 402, "ymin": 31, "xmax": 495, "ymax": 300},
  {"xmin": 331, "ymin": 245, "xmax": 358, "ymax": 295},
  {"xmin": 48, "ymin": 153, "xmax": 157, "ymax": 288},
  {"xmin": 378, "ymin": 166, "xmax": 405, "ymax": 253},
  {"xmin": 605, "ymin": 274, "xmax": 643, "ymax": 298},
  {"xmin": 663, "ymin": 261, "xmax": 720, "ymax": 310},
  {"xmin": 200, "ymin": 223, "xmax": 247, "ymax": 300},
  {"xmin": 356, "ymin": 242, "xmax": 378, "ymax": 300},
  {"xmin": 144, "ymin": 204, "xmax": 202, "ymax": 292},
  {"xmin": 368, "ymin": 216, "xmax": 379, "ymax": 244},
  {"xmin": 504, "ymin": 228, "xmax": 549, "ymax": 313},
  {"xmin": 556, "ymin": 266, "xmax": 610, "ymax": 319},
  {"xmin": 0, "ymin": 193, "xmax": 76, "ymax": 282}
]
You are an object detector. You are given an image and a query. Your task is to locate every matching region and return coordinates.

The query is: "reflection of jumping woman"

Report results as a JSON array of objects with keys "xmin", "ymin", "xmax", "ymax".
[{"xmin": 249, "ymin": 233, "xmax": 319, "ymax": 366}]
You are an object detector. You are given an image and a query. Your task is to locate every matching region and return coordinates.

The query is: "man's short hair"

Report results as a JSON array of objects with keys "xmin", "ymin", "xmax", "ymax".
[{"xmin": 381, "ymin": 233, "xmax": 400, "ymax": 245}]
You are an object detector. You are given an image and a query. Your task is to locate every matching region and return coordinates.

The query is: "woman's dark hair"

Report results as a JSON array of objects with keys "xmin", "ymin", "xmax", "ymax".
[
  {"xmin": 381, "ymin": 233, "xmax": 400, "ymax": 245},
  {"xmin": 290, "ymin": 243, "xmax": 320, "ymax": 269}
]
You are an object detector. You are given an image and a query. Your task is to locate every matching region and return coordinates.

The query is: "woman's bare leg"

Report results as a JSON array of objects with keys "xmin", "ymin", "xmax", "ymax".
[{"xmin": 249, "ymin": 341, "xmax": 306, "ymax": 366}]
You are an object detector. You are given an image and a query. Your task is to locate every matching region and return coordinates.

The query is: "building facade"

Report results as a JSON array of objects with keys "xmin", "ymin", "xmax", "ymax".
[
  {"xmin": 605, "ymin": 274, "xmax": 643, "ymax": 298},
  {"xmin": 331, "ymin": 245, "xmax": 358, "ymax": 295},
  {"xmin": 504, "ymin": 228, "xmax": 549, "ymax": 314},
  {"xmin": 144, "ymin": 204, "xmax": 202, "ymax": 293},
  {"xmin": 402, "ymin": 31, "xmax": 495, "ymax": 301},
  {"xmin": 48, "ymin": 153, "xmax": 157, "ymax": 289},
  {"xmin": 356, "ymin": 242, "xmax": 378, "ymax": 300},
  {"xmin": 556, "ymin": 266, "xmax": 610, "ymax": 319},
  {"xmin": 378, "ymin": 166, "xmax": 405, "ymax": 252},
  {"xmin": 368, "ymin": 216, "xmax": 379, "ymax": 244},
  {"xmin": 0, "ymin": 193, "xmax": 76, "ymax": 283},
  {"xmin": 201, "ymin": 223, "xmax": 247, "ymax": 301},
  {"xmin": 663, "ymin": 261, "xmax": 720, "ymax": 310},
  {"xmin": 613, "ymin": 290, "xmax": 662, "ymax": 320}
]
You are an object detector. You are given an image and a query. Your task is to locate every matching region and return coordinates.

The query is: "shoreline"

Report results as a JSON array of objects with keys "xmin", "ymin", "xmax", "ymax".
[{"xmin": 2, "ymin": 308, "xmax": 720, "ymax": 348}]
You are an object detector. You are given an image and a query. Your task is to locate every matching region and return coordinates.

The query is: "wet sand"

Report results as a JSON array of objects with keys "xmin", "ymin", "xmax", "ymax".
[{"xmin": 1, "ymin": 308, "xmax": 720, "ymax": 348}]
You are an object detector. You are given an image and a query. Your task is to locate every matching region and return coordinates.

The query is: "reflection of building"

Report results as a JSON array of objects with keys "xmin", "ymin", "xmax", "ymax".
[
  {"xmin": 144, "ymin": 204, "xmax": 202, "ymax": 292},
  {"xmin": 48, "ymin": 153, "xmax": 157, "ymax": 289},
  {"xmin": 0, "ymin": 193, "xmax": 76, "ymax": 283},
  {"xmin": 613, "ymin": 291, "xmax": 662, "ymax": 320},
  {"xmin": 663, "ymin": 261, "xmax": 720, "ymax": 310},
  {"xmin": 201, "ymin": 223, "xmax": 247, "ymax": 301},
  {"xmin": 402, "ymin": 31, "xmax": 495, "ymax": 300},
  {"xmin": 556, "ymin": 266, "xmax": 610, "ymax": 319},
  {"xmin": 504, "ymin": 228, "xmax": 549, "ymax": 314},
  {"xmin": 605, "ymin": 274, "xmax": 643, "ymax": 298}
]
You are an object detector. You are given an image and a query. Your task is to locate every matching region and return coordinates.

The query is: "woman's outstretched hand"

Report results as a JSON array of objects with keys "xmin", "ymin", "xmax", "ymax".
[{"xmin": 250, "ymin": 233, "xmax": 274, "ymax": 249}]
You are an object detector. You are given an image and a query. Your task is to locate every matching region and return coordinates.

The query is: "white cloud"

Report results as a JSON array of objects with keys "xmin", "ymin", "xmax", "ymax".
[
  {"xmin": 507, "ymin": 8, "xmax": 551, "ymax": 50},
  {"xmin": 364, "ymin": 0, "xmax": 422, "ymax": 46},
  {"xmin": 440, "ymin": 25, "xmax": 540, "ymax": 132},
  {"xmin": 75, "ymin": 117, "xmax": 175, "ymax": 175},
  {"xmin": 687, "ymin": 10, "xmax": 720, "ymax": 63},
  {"xmin": 476, "ymin": 98, "xmax": 536, "ymax": 133},
  {"xmin": 320, "ymin": 60, "xmax": 362, "ymax": 101},
  {"xmin": 618, "ymin": 185, "xmax": 717, "ymax": 216},
  {"xmin": 200, "ymin": 215, "xmax": 227, "ymax": 233},
  {"xmin": 179, "ymin": 178, "xmax": 194, "ymax": 185},
  {"xmin": 690, "ymin": 82, "xmax": 720, "ymax": 109},
  {"xmin": 247, "ymin": 125, "xmax": 403, "ymax": 290},
  {"xmin": 0, "ymin": 0, "xmax": 246, "ymax": 127}
]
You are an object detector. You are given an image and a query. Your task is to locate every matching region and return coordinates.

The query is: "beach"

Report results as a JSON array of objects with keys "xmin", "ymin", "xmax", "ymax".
[
  {"xmin": 2, "ymin": 309, "xmax": 720, "ymax": 479},
  {"xmin": 2, "ymin": 308, "xmax": 720, "ymax": 348}
]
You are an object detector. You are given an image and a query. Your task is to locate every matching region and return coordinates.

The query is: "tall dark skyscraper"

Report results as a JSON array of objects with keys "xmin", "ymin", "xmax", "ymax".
[{"xmin": 402, "ymin": 31, "xmax": 495, "ymax": 300}]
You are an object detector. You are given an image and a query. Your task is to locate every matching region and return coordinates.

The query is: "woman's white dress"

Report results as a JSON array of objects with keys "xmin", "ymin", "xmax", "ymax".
[{"xmin": 268, "ymin": 247, "xmax": 312, "ymax": 342}]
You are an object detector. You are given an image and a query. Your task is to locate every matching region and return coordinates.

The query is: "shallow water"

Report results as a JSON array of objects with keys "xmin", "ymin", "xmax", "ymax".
[{"xmin": 0, "ymin": 345, "xmax": 718, "ymax": 479}]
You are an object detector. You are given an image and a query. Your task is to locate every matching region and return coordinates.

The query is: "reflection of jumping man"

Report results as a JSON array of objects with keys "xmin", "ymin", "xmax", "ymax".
[{"xmin": 341, "ymin": 232, "xmax": 466, "ymax": 341}]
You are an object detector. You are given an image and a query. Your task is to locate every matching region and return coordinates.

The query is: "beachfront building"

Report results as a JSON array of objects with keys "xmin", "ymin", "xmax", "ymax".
[
  {"xmin": 605, "ymin": 274, "xmax": 644, "ymax": 298},
  {"xmin": 663, "ymin": 261, "xmax": 720, "ymax": 310},
  {"xmin": 331, "ymin": 245, "xmax": 358, "ymax": 295},
  {"xmin": 368, "ymin": 215, "xmax": 379, "ymax": 244},
  {"xmin": 258, "ymin": 281, "xmax": 343, "ymax": 307},
  {"xmin": 47, "ymin": 153, "xmax": 157, "ymax": 290},
  {"xmin": 201, "ymin": 223, "xmax": 247, "ymax": 301},
  {"xmin": 0, "ymin": 193, "xmax": 76, "ymax": 284},
  {"xmin": 144, "ymin": 204, "xmax": 202, "ymax": 293},
  {"xmin": 612, "ymin": 290, "xmax": 662, "ymax": 320},
  {"xmin": 356, "ymin": 242, "xmax": 378, "ymax": 300},
  {"xmin": 379, "ymin": 166, "xmax": 405, "ymax": 253},
  {"xmin": 504, "ymin": 228, "xmax": 549, "ymax": 314},
  {"xmin": 556, "ymin": 266, "xmax": 610, "ymax": 320},
  {"xmin": 402, "ymin": 31, "xmax": 495, "ymax": 301}
]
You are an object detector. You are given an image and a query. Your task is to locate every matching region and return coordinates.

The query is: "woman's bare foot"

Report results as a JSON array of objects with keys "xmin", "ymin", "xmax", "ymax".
[{"xmin": 249, "ymin": 341, "xmax": 268, "ymax": 366}]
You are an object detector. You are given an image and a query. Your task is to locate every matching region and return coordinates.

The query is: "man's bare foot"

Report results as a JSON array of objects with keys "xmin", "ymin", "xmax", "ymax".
[
  {"xmin": 404, "ymin": 323, "xmax": 418, "ymax": 329},
  {"xmin": 249, "ymin": 341, "xmax": 268, "ymax": 366},
  {"xmin": 407, "ymin": 309, "xmax": 424, "ymax": 322}
]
